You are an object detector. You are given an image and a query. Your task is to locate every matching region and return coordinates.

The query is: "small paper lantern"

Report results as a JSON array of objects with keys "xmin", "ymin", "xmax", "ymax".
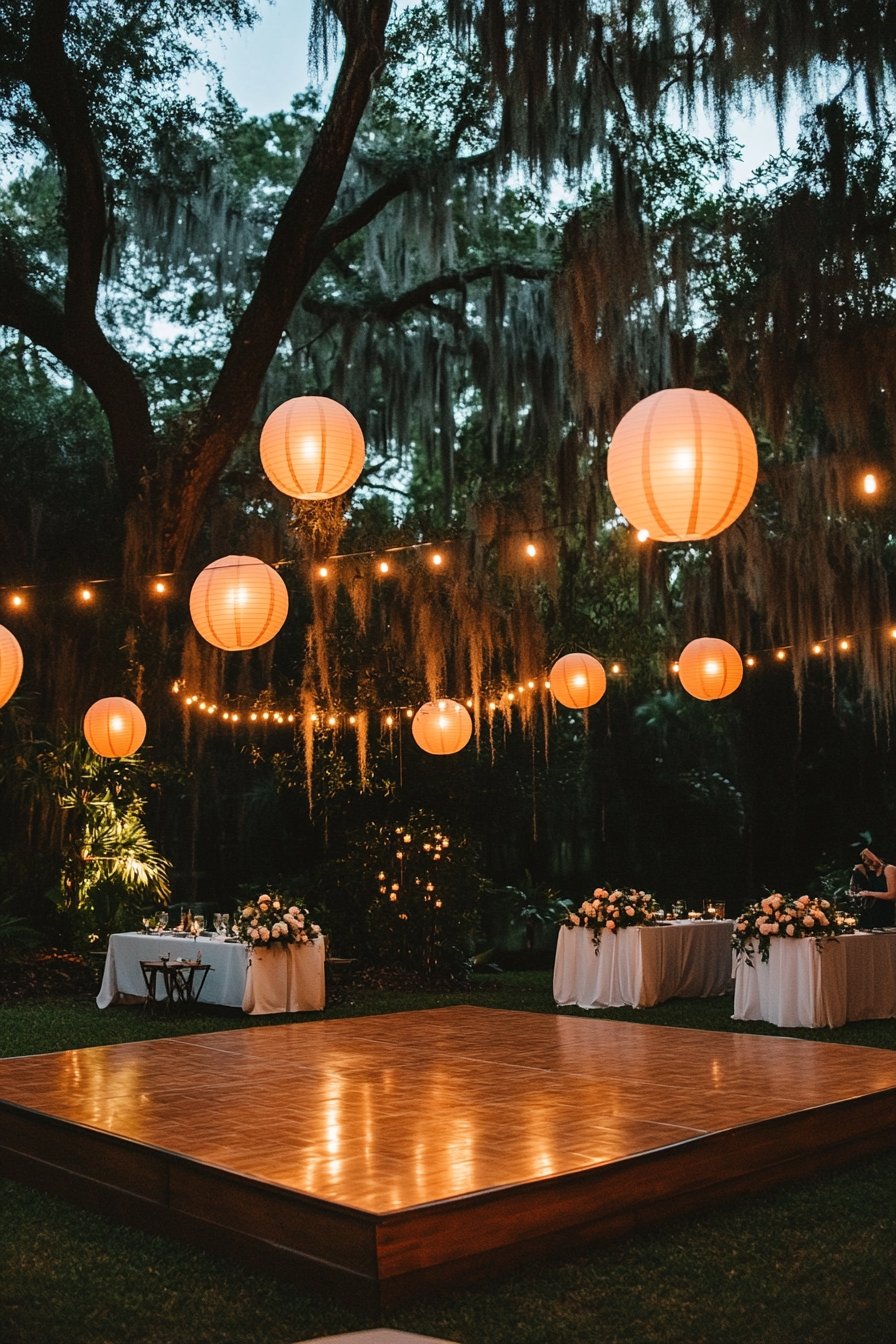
[
  {"xmin": 190, "ymin": 555, "xmax": 288, "ymax": 651},
  {"xmin": 0, "ymin": 625, "xmax": 23, "ymax": 708},
  {"xmin": 83, "ymin": 697, "xmax": 147, "ymax": 757},
  {"xmin": 549, "ymin": 652, "xmax": 607, "ymax": 709},
  {"xmin": 260, "ymin": 395, "xmax": 365, "ymax": 500},
  {"xmin": 677, "ymin": 637, "xmax": 743, "ymax": 701},
  {"xmin": 607, "ymin": 388, "xmax": 758, "ymax": 541},
  {"xmin": 412, "ymin": 699, "xmax": 473, "ymax": 755}
]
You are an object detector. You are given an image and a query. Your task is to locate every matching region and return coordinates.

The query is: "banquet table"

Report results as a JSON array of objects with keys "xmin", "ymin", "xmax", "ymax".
[
  {"xmin": 97, "ymin": 932, "xmax": 326, "ymax": 1014},
  {"xmin": 732, "ymin": 930, "xmax": 896, "ymax": 1028},
  {"xmin": 553, "ymin": 919, "xmax": 734, "ymax": 1010}
]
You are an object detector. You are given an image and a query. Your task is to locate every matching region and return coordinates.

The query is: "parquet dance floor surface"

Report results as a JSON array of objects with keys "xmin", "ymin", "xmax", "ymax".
[{"xmin": 2, "ymin": 1006, "xmax": 895, "ymax": 1304}]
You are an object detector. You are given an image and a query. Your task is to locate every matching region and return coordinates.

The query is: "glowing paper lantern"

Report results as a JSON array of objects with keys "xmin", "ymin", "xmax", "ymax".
[
  {"xmin": 677, "ymin": 637, "xmax": 743, "ymax": 701},
  {"xmin": 260, "ymin": 395, "xmax": 365, "ymax": 500},
  {"xmin": 83, "ymin": 697, "xmax": 147, "ymax": 757},
  {"xmin": 412, "ymin": 699, "xmax": 473, "ymax": 755},
  {"xmin": 0, "ymin": 625, "xmax": 23, "ymax": 708},
  {"xmin": 190, "ymin": 555, "xmax": 288, "ymax": 651},
  {"xmin": 607, "ymin": 388, "xmax": 758, "ymax": 541},
  {"xmin": 549, "ymin": 652, "xmax": 607, "ymax": 709}
]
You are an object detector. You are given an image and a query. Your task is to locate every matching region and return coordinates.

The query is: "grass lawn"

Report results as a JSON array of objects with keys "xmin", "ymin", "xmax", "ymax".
[{"xmin": 1, "ymin": 971, "xmax": 894, "ymax": 1344}]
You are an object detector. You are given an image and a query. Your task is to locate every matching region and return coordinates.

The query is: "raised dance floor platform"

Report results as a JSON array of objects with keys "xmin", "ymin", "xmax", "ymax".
[{"xmin": 2, "ymin": 1006, "xmax": 895, "ymax": 1306}]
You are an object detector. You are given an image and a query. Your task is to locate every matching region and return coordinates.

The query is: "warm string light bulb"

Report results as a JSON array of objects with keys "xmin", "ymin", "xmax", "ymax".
[{"xmin": 172, "ymin": 625, "xmax": 893, "ymax": 734}]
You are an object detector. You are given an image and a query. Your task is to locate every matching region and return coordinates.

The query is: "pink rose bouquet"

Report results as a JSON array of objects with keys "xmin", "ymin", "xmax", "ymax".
[
  {"xmin": 236, "ymin": 892, "xmax": 322, "ymax": 949},
  {"xmin": 731, "ymin": 891, "xmax": 846, "ymax": 964},
  {"xmin": 562, "ymin": 885, "xmax": 658, "ymax": 952}
]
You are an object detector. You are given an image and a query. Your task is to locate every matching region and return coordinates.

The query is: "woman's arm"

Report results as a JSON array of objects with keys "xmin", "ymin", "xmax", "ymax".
[{"xmin": 860, "ymin": 865, "xmax": 896, "ymax": 901}]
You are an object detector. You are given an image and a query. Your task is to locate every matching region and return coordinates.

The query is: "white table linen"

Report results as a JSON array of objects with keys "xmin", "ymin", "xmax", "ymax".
[
  {"xmin": 553, "ymin": 920, "xmax": 734, "ymax": 1010},
  {"xmin": 732, "ymin": 930, "xmax": 896, "ymax": 1028},
  {"xmin": 97, "ymin": 932, "xmax": 250, "ymax": 1009},
  {"xmin": 241, "ymin": 941, "xmax": 326, "ymax": 1015}
]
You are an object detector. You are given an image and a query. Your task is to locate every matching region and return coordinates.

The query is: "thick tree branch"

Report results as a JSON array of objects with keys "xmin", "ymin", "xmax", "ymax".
[
  {"xmin": 0, "ymin": 256, "xmax": 156, "ymax": 491},
  {"xmin": 26, "ymin": 0, "xmax": 106, "ymax": 320},
  {"xmin": 188, "ymin": 3, "xmax": 394, "ymax": 495},
  {"xmin": 302, "ymin": 261, "xmax": 551, "ymax": 325},
  {"xmin": 23, "ymin": 0, "xmax": 154, "ymax": 494},
  {"xmin": 310, "ymin": 148, "xmax": 497, "ymax": 263}
]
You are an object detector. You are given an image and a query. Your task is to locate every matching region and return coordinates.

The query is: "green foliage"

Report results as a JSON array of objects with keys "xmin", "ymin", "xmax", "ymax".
[{"xmin": 5, "ymin": 729, "xmax": 171, "ymax": 946}]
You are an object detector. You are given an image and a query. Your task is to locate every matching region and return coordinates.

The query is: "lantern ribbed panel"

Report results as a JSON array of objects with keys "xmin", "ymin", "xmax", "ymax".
[
  {"xmin": 412, "ymin": 700, "xmax": 473, "ymax": 755},
  {"xmin": 260, "ymin": 396, "xmax": 365, "ymax": 500},
  {"xmin": 677, "ymin": 638, "xmax": 743, "ymax": 700},
  {"xmin": 190, "ymin": 555, "xmax": 288, "ymax": 651},
  {"xmin": 83, "ymin": 697, "xmax": 147, "ymax": 757},
  {"xmin": 549, "ymin": 652, "xmax": 607, "ymax": 709},
  {"xmin": 607, "ymin": 389, "xmax": 758, "ymax": 541},
  {"xmin": 0, "ymin": 625, "xmax": 23, "ymax": 708}
]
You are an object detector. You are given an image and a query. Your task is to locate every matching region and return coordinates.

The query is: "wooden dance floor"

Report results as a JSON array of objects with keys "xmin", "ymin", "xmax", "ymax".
[{"xmin": 2, "ymin": 1006, "xmax": 895, "ymax": 1305}]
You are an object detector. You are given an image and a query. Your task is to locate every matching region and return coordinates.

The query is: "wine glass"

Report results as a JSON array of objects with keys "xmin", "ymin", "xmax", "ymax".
[
  {"xmin": 213, "ymin": 912, "xmax": 227, "ymax": 938},
  {"xmin": 156, "ymin": 911, "xmax": 169, "ymax": 934},
  {"xmin": 141, "ymin": 916, "xmax": 152, "ymax": 934},
  {"xmin": 192, "ymin": 915, "xmax": 205, "ymax": 938}
]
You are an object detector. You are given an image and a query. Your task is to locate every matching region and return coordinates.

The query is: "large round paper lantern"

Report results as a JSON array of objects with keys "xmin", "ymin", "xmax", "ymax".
[
  {"xmin": 677, "ymin": 637, "xmax": 743, "ymax": 701},
  {"xmin": 260, "ymin": 395, "xmax": 365, "ymax": 500},
  {"xmin": 412, "ymin": 699, "xmax": 473, "ymax": 755},
  {"xmin": 549, "ymin": 652, "xmax": 607, "ymax": 709},
  {"xmin": 83, "ymin": 697, "xmax": 147, "ymax": 757},
  {"xmin": 0, "ymin": 625, "xmax": 23, "ymax": 708},
  {"xmin": 607, "ymin": 388, "xmax": 758, "ymax": 541},
  {"xmin": 190, "ymin": 555, "xmax": 288, "ymax": 651}
]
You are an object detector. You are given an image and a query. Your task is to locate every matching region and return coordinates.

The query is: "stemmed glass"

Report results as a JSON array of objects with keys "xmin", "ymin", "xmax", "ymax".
[
  {"xmin": 192, "ymin": 915, "xmax": 205, "ymax": 939},
  {"xmin": 141, "ymin": 916, "xmax": 152, "ymax": 934},
  {"xmin": 156, "ymin": 911, "xmax": 169, "ymax": 934},
  {"xmin": 213, "ymin": 913, "xmax": 227, "ymax": 939}
]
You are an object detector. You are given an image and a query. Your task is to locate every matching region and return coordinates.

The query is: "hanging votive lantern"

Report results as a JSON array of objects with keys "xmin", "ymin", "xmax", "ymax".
[
  {"xmin": 259, "ymin": 395, "xmax": 365, "ymax": 500},
  {"xmin": 83, "ymin": 696, "xmax": 147, "ymax": 757},
  {"xmin": 549, "ymin": 652, "xmax": 607, "ymax": 709},
  {"xmin": 412, "ymin": 699, "xmax": 473, "ymax": 755},
  {"xmin": 0, "ymin": 624, "xmax": 23, "ymax": 708},
  {"xmin": 190, "ymin": 555, "xmax": 288, "ymax": 651},
  {"xmin": 677, "ymin": 637, "xmax": 743, "ymax": 701},
  {"xmin": 607, "ymin": 388, "xmax": 758, "ymax": 541}
]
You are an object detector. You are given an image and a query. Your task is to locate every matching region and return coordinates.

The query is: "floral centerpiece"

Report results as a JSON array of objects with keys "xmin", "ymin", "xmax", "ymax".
[
  {"xmin": 561, "ymin": 886, "xmax": 658, "ymax": 952},
  {"xmin": 235, "ymin": 892, "xmax": 321, "ymax": 949},
  {"xmin": 731, "ymin": 891, "xmax": 851, "ymax": 965}
]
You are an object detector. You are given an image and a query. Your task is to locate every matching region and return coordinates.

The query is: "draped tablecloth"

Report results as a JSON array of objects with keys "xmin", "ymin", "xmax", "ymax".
[
  {"xmin": 732, "ymin": 930, "xmax": 896, "ymax": 1028},
  {"xmin": 241, "ymin": 939, "xmax": 326, "ymax": 1015},
  {"xmin": 553, "ymin": 920, "xmax": 734, "ymax": 1010},
  {"xmin": 97, "ymin": 932, "xmax": 249, "ymax": 1009}
]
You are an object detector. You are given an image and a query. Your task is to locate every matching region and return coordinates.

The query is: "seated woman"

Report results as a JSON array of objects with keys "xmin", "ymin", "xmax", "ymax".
[{"xmin": 852, "ymin": 848, "xmax": 896, "ymax": 928}]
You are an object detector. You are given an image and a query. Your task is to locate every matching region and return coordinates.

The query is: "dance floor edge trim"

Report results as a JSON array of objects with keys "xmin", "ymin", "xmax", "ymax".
[{"xmin": 2, "ymin": 1087, "xmax": 894, "ymax": 1307}]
